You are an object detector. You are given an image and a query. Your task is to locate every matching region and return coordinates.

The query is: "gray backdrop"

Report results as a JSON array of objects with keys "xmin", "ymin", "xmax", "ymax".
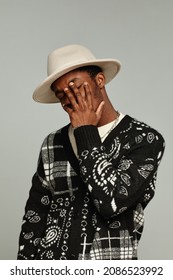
[{"xmin": 0, "ymin": 0, "xmax": 172, "ymax": 260}]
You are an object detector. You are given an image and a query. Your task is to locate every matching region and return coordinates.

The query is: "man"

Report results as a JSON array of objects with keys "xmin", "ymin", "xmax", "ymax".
[{"xmin": 17, "ymin": 44, "xmax": 165, "ymax": 260}]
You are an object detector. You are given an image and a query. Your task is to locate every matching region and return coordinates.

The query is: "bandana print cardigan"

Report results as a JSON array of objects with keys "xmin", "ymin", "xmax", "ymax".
[{"xmin": 17, "ymin": 115, "xmax": 165, "ymax": 260}]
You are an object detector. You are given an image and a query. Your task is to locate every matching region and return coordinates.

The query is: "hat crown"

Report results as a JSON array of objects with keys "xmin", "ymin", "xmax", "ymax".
[
  {"xmin": 33, "ymin": 44, "xmax": 121, "ymax": 104},
  {"xmin": 47, "ymin": 44, "xmax": 96, "ymax": 75}
]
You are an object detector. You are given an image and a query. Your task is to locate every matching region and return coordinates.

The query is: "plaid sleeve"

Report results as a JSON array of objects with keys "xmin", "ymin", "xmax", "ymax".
[
  {"xmin": 74, "ymin": 125, "xmax": 165, "ymax": 219},
  {"xmin": 17, "ymin": 152, "xmax": 52, "ymax": 260}
]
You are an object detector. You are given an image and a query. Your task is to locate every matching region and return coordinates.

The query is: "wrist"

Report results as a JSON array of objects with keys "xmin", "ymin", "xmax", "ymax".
[{"xmin": 74, "ymin": 125, "xmax": 101, "ymax": 153}]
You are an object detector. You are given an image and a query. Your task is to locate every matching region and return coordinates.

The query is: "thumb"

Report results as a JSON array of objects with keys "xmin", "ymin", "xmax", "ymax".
[{"xmin": 96, "ymin": 101, "xmax": 105, "ymax": 121}]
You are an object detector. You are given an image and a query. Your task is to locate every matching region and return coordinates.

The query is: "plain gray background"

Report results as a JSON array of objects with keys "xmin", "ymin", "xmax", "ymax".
[{"xmin": 0, "ymin": 0, "xmax": 172, "ymax": 260}]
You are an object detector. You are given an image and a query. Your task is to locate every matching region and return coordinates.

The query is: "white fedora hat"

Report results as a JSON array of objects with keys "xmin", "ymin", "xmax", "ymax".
[{"xmin": 33, "ymin": 44, "xmax": 121, "ymax": 103}]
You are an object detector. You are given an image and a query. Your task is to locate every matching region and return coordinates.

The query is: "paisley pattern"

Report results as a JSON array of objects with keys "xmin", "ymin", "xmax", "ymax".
[
  {"xmin": 40, "ymin": 226, "xmax": 60, "ymax": 248},
  {"xmin": 17, "ymin": 115, "xmax": 165, "ymax": 260},
  {"xmin": 41, "ymin": 196, "xmax": 50, "ymax": 205}
]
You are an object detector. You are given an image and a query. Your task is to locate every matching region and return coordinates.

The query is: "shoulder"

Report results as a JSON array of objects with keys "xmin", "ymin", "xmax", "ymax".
[
  {"xmin": 119, "ymin": 115, "xmax": 165, "ymax": 143},
  {"xmin": 122, "ymin": 116, "xmax": 165, "ymax": 159},
  {"xmin": 41, "ymin": 124, "xmax": 70, "ymax": 150},
  {"xmin": 114, "ymin": 115, "xmax": 165, "ymax": 159},
  {"xmin": 130, "ymin": 116, "xmax": 165, "ymax": 145}
]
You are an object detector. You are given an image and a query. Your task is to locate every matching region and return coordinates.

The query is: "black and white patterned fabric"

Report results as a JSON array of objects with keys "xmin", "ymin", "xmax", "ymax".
[{"xmin": 17, "ymin": 115, "xmax": 165, "ymax": 260}]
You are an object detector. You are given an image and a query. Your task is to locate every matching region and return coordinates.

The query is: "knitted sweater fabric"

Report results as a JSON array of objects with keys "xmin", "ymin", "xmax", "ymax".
[{"xmin": 17, "ymin": 115, "xmax": 165, "ymax": 260}]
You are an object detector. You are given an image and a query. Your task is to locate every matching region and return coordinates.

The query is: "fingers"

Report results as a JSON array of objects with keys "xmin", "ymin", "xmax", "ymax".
[
  {"xmin": 63, "ymin": 87, "xmax": 78, "ymax": 112},
  {"xmin": 62, "ymin": 81, "xmax": 93, "ymax": 113},
  {"xmin": 69, "ymin": 82, "xmax": 86, "ymax": 99},
  {"xmin": 64, "ymin": 82, "xmax": 86, "ymax": 110},
  {"xmin": 69, "ymin": 82, "xmax": 84, "ymax": 107},
  {"xmin": 96, "ymin": 101, "xmax": 105, "ymax": 120},
  {"xmin": 83, "ymin": 82, "xmax": 92, "ymax": 108}
]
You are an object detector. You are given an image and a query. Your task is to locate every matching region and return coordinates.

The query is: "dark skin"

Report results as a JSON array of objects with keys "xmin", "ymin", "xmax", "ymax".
[{"xmin": 51, "ymin": 69, "xmax": 119, "ymax": 128}]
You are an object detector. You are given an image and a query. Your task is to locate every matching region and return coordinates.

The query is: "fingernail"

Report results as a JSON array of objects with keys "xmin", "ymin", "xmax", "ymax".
[
  {"xmin": 84, "ymin": 82, "xmax": 88, "ymax": 86},
  {"xmin": 69, "ymin": 82, "xmax": 74, "ymax": 86}
]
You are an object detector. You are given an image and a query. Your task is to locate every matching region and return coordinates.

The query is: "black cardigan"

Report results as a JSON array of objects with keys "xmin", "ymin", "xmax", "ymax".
[{"xmin": 17, "ymin": 115, "xmax": 165, "ymax": 260}]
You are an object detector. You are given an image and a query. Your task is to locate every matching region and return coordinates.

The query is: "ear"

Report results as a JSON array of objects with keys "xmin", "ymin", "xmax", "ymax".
[{"xmin": 95, "ymin": 73, "xmax": 105, "ymax": 89}]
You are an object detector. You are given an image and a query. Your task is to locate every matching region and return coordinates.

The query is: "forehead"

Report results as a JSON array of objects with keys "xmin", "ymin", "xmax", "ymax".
[{"xmin": 51, "ymin": 69, "xmax": 90, "ymax": 90}]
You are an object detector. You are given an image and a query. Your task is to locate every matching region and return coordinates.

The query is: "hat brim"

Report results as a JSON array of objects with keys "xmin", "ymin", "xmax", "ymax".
[{"xmin": 32, "ymin": 59, "xmax": 121, "ymax": 103}]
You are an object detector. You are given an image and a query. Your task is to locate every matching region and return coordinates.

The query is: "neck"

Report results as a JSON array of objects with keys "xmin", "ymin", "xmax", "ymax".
[{"xmin": 97, "ymin": 90, "xmax": 119, "ymax": 127}]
